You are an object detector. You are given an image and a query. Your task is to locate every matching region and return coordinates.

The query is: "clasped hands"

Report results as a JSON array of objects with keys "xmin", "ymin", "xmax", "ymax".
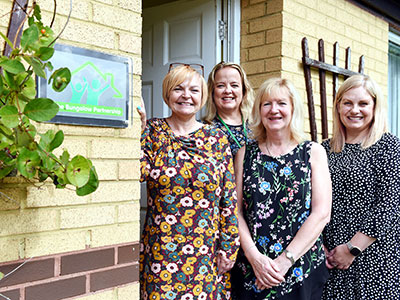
[
  {"xmin": 324, "ymin": 244, "xmax": 355, "ymax": 270},
  {"xmin": 248, "ymin": 249, "xmax": 291, "ymax": 290},
  {"xmin": 217, "ymin": 251, "xmax": 235, "ymax": 275}
]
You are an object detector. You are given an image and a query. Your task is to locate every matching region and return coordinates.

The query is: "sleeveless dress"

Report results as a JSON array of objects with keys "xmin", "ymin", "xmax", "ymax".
[
  {"xmin": 231, "ymin": 141, "xmax": 328, "ymax": 300},
  {"xmin": 140, "ymin": 118, "xmax": 240, "ymax": 300}
]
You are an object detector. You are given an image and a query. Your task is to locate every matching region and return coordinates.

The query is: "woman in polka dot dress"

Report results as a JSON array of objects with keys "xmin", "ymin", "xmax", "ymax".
[{"xmin": 322, "ymin": 74, "xmax": 400, "ymax": 299}]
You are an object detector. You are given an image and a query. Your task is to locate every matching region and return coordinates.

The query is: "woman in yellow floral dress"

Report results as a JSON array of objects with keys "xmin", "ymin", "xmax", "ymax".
[{"xmin": 138, "ymin": 64, "xmax": 240, "ymax": 300}]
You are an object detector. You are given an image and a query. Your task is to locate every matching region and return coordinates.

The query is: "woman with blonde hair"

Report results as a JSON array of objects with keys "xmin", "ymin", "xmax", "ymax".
[
  {"xmin": 231, "ymin": 77, "xmax": 332, "ymax": 300},
  {"xmin": 203, "ymin": 61, "xmax": 254, "ymax": 158},
  {"xmin": 322, "ymin": 74, "xmax": 400, "ymax": 299},
  {"xmin": 138, "ymin": 63, "xmax": 240, "ymax": 299}
]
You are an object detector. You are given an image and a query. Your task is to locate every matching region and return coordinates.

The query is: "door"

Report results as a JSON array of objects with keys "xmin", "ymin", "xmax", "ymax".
[
  {"xmin": 142, "ymin": 0, "xmax": 217, "ymax": 119},
  {"xmin": 141, "ymin": 0, "xmax": 219, "ymax": 229}
]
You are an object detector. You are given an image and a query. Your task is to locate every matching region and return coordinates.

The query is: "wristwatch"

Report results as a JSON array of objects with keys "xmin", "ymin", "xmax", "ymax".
[
  {"xmin": 346, "ymin": 241, "xmax": 362, "ymax": 257},
  {"xmin": 283, "ymin": 249, "xmax": 295, "ymax": 265}
]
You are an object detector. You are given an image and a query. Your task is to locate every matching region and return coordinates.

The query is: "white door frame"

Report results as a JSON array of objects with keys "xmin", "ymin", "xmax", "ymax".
[{"xmin": 216, "ymin": 0, "xmax": 241, "ymax": 63}]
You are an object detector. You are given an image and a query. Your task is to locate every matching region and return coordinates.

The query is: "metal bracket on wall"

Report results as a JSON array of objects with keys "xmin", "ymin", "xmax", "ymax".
[{"xmin": 218, "ymin": 20, "xmax": 227, "ymax": 41}]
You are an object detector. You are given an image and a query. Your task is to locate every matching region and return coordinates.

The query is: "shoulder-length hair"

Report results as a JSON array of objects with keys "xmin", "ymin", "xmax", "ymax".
[
  {"xmin": 203, "ymin": 62, "xmax": 254, "ymax": 123},
  {"xmin": 250, "ymin": 77, "xmax": 306, "ymax": 143},
  {"xmin": 162, "ymin": 65, "xmax": 208, "ymax": 108},
  {"xmin": 330, "ymin": 74, "xmax": 387, "ymax": 152}
]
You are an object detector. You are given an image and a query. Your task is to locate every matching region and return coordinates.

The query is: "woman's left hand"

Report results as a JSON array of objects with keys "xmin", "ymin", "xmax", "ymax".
[
  {"xmin": 326, "ymin": 244, "xmax": 355, "ymax": 269},
  {"xmin": 217, "ymin": 251, "xmax": 235, "ymax": 275}
]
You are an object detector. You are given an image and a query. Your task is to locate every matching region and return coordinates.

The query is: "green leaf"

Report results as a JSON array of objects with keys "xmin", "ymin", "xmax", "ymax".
[
  {"xmin": 3, "ymin": 70, "xmax": 17, "ymax": 90},
  {"xmin": 24, "ymin": 98, "xmax": 59, "ymax": 122},
  {"xmin": 76, "ymin": 166, "xmax": 99, "ymax": 196},
  {"xmin": 17, "ymin": 74, "xmax": 36, "ymax": 99},
  {"xmin": 60, "ymin": 150, "xmax": 70, "ymax": 165},
  {"xmin": 66, "ymin": 155, "xmax": 91, "ymax": 188},
  {"xmin": 0, "ymin": 32, "xmax": 13, "ymax": 49},
  {"xmin": 0, "ymin": 105, "xmax": 19, "ymax": 128},
  {"xmin": 45, "ymin": 61, "xmax": 54, "ymax": 72},
  {"xmin": 0, "ymin": 59, "xmax": 25, "ymax": 74},
  {"xmin": 30, "ymin": 57, "xmax": 46, "ymax": 78},
  {"xmin": 49, "ymin": 68, "xmax": 71, "ymax": 92},
  {"xmin": 16, "ymin": 148, "xmax": 41, "ymax": 178},
  {"xmin": 38, "ymin": 130, "xmax": 54, "ymax": 150},
  {"xmin": 37, "ymin": 47, "xmax": 54, "ymax": 61},
  {"xmin": 0, "ymin": 75, "xmax": 4, "ymax": 95},
  {"xmin": 38, "ymin": 149, "xmax": 55, "ymax": 170},
  {"xmin": 49, "ymin": 130, "xmax": 64, "ymax": 151},
  {"xmin": 16, "ymin": 123, "xmax": 36, "ymax": 147},
  {"xmin": 33, "ymin": 4, "xmax": 42, "ymax": 21},
  {"xmin": 0, "ymin": 165, "xmax": 15, "ymax": 179},
  {"xmin": 21, "ymin": 24, "xmax": 40, "ymax": 51}
]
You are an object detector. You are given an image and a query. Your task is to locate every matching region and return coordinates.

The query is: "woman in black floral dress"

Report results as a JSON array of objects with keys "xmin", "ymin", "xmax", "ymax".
[
  {"xmin": 231, "ymin": 78, "xmax": 332, "ymax": 299},
  {"xmin": 203, "ymin": 62, "xmax": 255, "ymax": 158},
  {"xmin": 322, "ymin": 75, "xmax": 400, "ymax": 299}
]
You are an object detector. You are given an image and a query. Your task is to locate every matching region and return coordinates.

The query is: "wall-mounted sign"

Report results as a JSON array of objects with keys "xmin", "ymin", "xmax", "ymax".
[{"xmin": 38, "ymin": 44, "xmax": 130, "ymax": 128}]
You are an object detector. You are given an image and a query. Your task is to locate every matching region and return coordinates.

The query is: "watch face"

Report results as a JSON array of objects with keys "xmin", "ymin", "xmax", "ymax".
[{"xmin": 350, "ymin": 247, "xmax": 362, "ymax": 256}]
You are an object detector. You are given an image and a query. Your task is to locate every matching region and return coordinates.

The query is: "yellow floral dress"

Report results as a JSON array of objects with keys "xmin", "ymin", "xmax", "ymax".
[{"xmin": 140, "ymin": 118, "xmax": 240, "ymax": 300}]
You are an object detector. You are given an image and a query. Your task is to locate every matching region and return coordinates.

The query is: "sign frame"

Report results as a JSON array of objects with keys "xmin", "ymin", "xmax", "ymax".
[{"xmin": 37, "ymin": 44, "xmax": 130, "ymax": 128}]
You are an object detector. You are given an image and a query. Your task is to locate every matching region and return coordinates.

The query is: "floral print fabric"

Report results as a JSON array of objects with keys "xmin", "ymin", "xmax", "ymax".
[
  {"xmin": 140, "ymin": 118, "xmax": 240, "ymax": 300},
  {"xmin": 232, "ymin": 141, "xmax": 326, "ymax": 299},
  {"xmin": 211, "ymin": 117, "xmax": 252, "ymax": 159}
]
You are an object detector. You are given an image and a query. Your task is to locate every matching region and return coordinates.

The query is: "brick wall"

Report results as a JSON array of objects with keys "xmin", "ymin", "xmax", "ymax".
[
  {"xmin": 0, "ymin": 0, "xmax": 142, "ymax": 299},
  {"xmin": 0, "ymin": 242, "xmax": 139, "ymax": 300},
  {"xmin": 241, "ymin": 0, "xmax": 389, "ymax": 139}
]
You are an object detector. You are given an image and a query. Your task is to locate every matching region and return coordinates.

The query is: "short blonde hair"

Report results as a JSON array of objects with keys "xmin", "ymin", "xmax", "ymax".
[
  {"xmin": 330, "ymin": 74, "xmax": 387, "ymax": 152},
  {"xmin": 162, "ymin": 65, "xmax": 208, "ymax": 108},
  {"xmin": 250, "ymin": 78, "xmax": 306, "ymax": 143},
  {"xmin": 203, "ymin": 62, "xmax": 254, "ymax": 123}
]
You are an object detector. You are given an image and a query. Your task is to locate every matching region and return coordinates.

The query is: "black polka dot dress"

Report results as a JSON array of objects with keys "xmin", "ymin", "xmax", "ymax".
[{"xmin": 321, "ymin": 133, "xmax": 400, "ymax": 300}]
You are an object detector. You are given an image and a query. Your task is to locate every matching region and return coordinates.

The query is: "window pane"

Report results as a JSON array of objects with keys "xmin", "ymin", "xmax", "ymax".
[{"xmin": 389, "ymin": 41, "xmax": 400, "ymax": 137}]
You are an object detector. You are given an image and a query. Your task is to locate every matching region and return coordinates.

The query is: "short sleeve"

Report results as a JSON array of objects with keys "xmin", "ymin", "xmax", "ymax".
[{"xmin": 359, "ymin": 135, "xmax": 400, "ymax": 240}]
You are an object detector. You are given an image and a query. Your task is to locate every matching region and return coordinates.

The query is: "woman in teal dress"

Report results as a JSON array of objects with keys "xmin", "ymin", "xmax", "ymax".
[{"xmin": 231, "ymin": 78, "xmax": 332, "ymax": 300}]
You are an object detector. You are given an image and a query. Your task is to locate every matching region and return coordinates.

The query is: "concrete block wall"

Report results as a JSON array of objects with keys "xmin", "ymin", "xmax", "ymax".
[
  {"xmin": 241, "ymin": 0, "xmax": 389, "ymax": 140},
  {"xmin": 0, "ymin": 0, "xmax": 142, "ymax": 299}
]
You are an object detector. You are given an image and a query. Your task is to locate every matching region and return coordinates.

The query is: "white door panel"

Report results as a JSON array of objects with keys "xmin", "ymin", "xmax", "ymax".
[{"xmin": 143, "ymin": 0, "xmax": 216, "ymax": 119}]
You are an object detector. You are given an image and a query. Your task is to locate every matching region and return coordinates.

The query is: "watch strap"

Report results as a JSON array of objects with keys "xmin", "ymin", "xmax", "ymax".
[{"xmin": 283, "ymin": 249, "xmax": 295, "ymax": 265}]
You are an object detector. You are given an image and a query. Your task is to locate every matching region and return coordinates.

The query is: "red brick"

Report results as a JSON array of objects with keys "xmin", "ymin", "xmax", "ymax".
[
  {"xmin": 25, "ymin": 276, "xmax": 86, "ymax": 300},
  {"xmin": 0, "ymin": 289, "xmax": 20, "ymax": 299},
  {"xmin": 0, "ymin": 259, "xmax": 54, "ymax": 288},
  {"xmin": 90, "ymin": 264, "xmax": 139, "ymax": 292},
  {"xmin": 118, "ymin": 243, "xmax": 139, "ymax": 264},
  {"xmin": 61, "ymin": 248, "xmax": 114, "ymax": 275}
]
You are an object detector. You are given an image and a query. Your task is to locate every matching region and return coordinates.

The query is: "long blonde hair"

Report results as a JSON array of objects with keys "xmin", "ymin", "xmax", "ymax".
[
  {"xmin": 250, "ymin": 78, "xmax": 306, "ymax": 143},
  {"xmin": 330, "ymin": 74, "xmax": 387, "ymax": 152},
  {"xmin": 203, "ymin": 62, "xmax": 254, "ymax": 123},
  {"xmin": 162, "ymin": 65, "xmax": 208, "ymax": 108}
]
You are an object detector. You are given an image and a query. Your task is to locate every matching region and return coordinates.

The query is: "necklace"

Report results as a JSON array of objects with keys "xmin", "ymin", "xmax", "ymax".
[
  {"xmin": 217, "ymin": 114, "xmax": 248, "ymax": 148},
  {"xmin": 264, "ymin": 140, "xmax": 295, "ymax": 157}
]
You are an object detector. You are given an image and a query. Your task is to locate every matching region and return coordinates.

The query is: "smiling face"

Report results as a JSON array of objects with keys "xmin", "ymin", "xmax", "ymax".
[
  {"xmin": 212, "ymin": 67, "xmax": 243, "ymax": 115},
  {"xmin": 167, "ymin": 76, "xmax": 203, "ymax": 118},
  {"xmin": 338, "ymin": 86, "xmax": 375, "ymax": 139},
  {"xmin": 260, "ymin": 87, "xmax": 293, "ymax": 134}
]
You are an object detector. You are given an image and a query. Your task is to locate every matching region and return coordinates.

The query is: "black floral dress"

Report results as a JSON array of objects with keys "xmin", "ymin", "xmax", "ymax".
[
  {"xmin": 231, "ymin": 141, "xmax": 327, "ymax": 299},
  {"xmin": 322, "ymin": 133, "xmax": 400, "ymax": 300}
]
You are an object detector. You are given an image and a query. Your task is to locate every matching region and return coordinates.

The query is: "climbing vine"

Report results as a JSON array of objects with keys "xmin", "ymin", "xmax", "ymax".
[{"xmin": 0, "ymin": 4, "xmax": 99, "ymax": 196}]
